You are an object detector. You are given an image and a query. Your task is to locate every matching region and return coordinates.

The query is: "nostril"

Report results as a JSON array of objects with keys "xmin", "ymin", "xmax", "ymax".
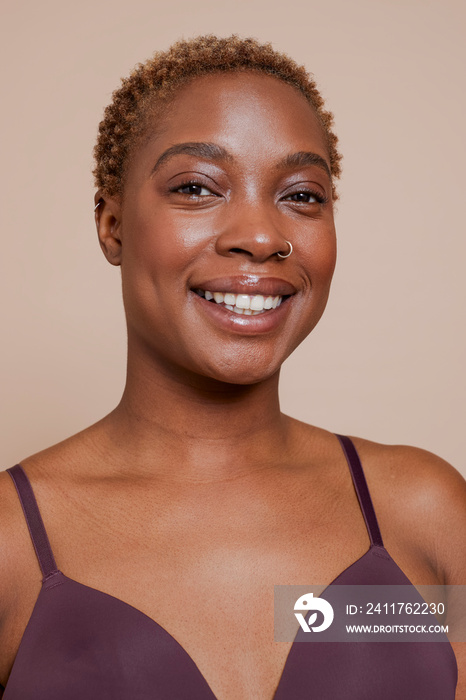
[{"xmin": 229, "ymin": 248, "xmax": 253, "ymax": 255}]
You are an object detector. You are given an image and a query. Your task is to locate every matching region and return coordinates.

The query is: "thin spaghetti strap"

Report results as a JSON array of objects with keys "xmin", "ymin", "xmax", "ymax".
[
  {"xmin": 6, "ymin": 464, "xmax": 59, "ymax": 580},
  {"xmin": 335, "ymin": 434, "xmax": 384, "ymax": 548}
]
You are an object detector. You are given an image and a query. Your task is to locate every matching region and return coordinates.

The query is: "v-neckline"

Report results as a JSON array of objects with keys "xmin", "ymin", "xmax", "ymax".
[
  {"xmin": 31, "ymin": 544, "xmax": 382, "ymax": 699},
  {"xmin": 7, "ymin": 447, "xmax": 452, "ymax": 698},
  {"xmin": 5, "ymin": 453, "xmax": 384, "ymax": 697}
]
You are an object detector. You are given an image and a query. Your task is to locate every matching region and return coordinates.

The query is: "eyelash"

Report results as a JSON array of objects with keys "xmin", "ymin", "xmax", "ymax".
[
  {"xmin": 284, "ymin": 189, "xmax": 328, "ymax": 205},
  {"xmin": 170, "ymin": 180, "xmax": 217, "ymax": 198},
  {"xmin": 170, "ymin": 180, "xmax": 328, "ymax": 205}
]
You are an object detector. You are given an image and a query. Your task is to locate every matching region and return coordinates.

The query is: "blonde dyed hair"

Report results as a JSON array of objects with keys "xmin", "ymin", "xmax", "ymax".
[{"xmin": 93, "ymin": 34, "xmax": 342, "ymax": 199}]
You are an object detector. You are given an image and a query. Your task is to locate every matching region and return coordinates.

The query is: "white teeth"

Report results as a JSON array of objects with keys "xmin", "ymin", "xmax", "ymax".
[
  {"xmin": 198, "ymin": 289, "xmax": 285, "ymax": 314},
  {"xmin": 223, "ymin": 293, "xmax": 236, "ymax": 306},
  {"xmin": 236, "ymin": 294, "xmax": 251, "ymax": 309},
  {"xmin": 250, "ymin": 295, "xmax": 265, "ymax": 311}
]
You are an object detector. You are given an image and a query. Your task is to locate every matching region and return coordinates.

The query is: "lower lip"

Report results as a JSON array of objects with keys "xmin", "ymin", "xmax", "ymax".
[{"xmin": 190, "ymin": 292, "xmax": 293, "ymax": 335}]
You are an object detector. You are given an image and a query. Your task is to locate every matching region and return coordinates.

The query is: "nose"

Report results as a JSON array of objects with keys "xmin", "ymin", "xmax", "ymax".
[{"xmin": 214, "ymin": 202, "xmax": 291, "ymax": 262}]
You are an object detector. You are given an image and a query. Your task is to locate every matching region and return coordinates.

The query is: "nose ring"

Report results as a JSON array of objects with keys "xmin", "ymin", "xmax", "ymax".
[{"xmin": 277, "ymin": 241, "xmax": 293, "ymax": 259}]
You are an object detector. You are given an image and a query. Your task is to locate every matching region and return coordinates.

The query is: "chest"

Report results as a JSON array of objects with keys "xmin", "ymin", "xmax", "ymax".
[
  {"xmin": 4, "ymin": 546, "xmax": 452, "ymax": 700},
  {"xmin": 2, "ymin": 482, "xmax": 347, "ymax": 693},
  {"xmin": 4, "ymin": 466, "xmax": 440, "ymax": 698}
]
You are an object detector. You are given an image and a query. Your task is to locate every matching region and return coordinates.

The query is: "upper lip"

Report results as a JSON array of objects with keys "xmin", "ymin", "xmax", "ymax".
[{"xmin": 191, "ymin": 276, "xmax": 297, "ymax": 296}]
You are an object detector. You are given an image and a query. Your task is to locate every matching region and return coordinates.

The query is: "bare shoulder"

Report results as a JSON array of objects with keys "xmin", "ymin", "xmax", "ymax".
[
  {"xmin": 351, "ymin": 435, "xmax": 466, "ymax": 499},
  {"xmin": 348, "ymin": 438, "xmax": 466, "ymax": 696},
  {"xmin": 0, "ymin": 467, "xmax": 40, "ymax": 635},
  {"xmin": 0, "ymin": 421, "xmax": 107, "ymax": 612},
  {"xmin": 0, "ymin": 465, "xmax": 32, "ymax": 578},
  {"xmin": 350, "ymin": 436, "xmax": 466, "ymax": 585},
  {"xmin": 0, "ymin": 425, "xmax": 107, "ymax": 682}
]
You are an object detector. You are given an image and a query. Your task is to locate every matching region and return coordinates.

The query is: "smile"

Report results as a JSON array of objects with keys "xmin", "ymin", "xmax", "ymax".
[{"xmin": 194, "ymin": 289, "xmax": 284, "ymax": 315}]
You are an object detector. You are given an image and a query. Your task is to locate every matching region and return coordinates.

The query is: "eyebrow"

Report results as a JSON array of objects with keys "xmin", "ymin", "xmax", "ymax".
[
  {"xmin": 150, "ymin": 141, "xmax": 331, "ymax": 179},
  {"xmin": 151, "ymin": 142, "xmax": 232, "ymax": 175},
  {"xmin": 275, "ymin": 151, "xmax": 331, "ymax": 179}
]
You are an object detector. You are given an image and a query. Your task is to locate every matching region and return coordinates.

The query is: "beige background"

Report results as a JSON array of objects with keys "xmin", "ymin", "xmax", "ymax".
[{"xmin": 1, "ymin": 0, "xmax": 464, "ymax": 477}]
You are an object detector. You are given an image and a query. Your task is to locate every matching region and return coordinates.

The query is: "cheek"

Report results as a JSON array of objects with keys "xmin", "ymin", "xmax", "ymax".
[
  {"xmin": 122, "ymin": 209, "xmax": 204, "ymax": 287},
  {"xmin": 119, "ymin": 206, "xmax": 213, "ymax": 341},
  {"xmin": 304, "ymin": 227, "xmax": 337, "ymax": 291},
  {"xmin": 288, "ymin": 231, "xmax": 336, "ymax": 353}
]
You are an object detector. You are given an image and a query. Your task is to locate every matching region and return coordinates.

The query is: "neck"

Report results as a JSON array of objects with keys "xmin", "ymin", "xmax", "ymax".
[{"xmin": 99, "ymin": 349, "xmax": 293, "ymax": 482}]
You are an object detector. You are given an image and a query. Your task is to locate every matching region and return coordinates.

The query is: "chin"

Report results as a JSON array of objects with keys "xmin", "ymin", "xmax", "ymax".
[
  {"xmin": 213, "ymin": 370, "xmax": 277, "ymax": 386},
  {"xmin": 199, "ymin": 353, "xmax": 282, "ymax": 386}
]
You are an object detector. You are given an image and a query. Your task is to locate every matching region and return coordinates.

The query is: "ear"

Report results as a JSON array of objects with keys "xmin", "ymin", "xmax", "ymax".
[{"xmin": 94, "ymin": 190, "xmax": 123, "ymax": 266}]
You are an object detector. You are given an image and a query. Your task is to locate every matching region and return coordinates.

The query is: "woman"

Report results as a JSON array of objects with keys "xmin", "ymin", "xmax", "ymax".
[{"xmin": 0, "ymin": 35, "xmax": 464, "ymax": 699}]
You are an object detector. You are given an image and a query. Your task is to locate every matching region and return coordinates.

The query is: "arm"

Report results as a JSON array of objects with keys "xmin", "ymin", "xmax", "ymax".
[
  {"xmin": 0, "ymin": 469, "xmax": 40, "ymax": 688},
  {"xmin": 395, "ymin": 447, "xmax": 466, "ymax": 698},
  {"xmin": 354, "ymin": 438, "xmax": 466, "ymax": 698},
  {"xmin": 425, "ymin": 456, "xmax": 466, "ymax": 700}
]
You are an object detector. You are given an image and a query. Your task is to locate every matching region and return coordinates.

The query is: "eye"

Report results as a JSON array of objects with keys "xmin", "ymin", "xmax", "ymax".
[
  {"xmin": 173, "ymin": 182, "xmax": 215, "ymax": 197},
  {"xmin": 283, "ymin": 189, "xmax": 327, "ymax": 204}
]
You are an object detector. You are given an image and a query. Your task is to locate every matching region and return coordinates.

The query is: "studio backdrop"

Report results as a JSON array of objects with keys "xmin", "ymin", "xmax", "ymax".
[{"xmin": 1, "ymin": 0, "xmax": 465, "ymax": 476}]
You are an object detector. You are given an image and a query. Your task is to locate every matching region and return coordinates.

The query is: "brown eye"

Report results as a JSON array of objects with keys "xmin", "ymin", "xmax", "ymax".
[
  {"xmin": 176, "ymin": 183, "xmax": 213, "ymax": 196},
  {"xmin": 286, "ymin": 191, "xmax": 319, "ymax": 203}
]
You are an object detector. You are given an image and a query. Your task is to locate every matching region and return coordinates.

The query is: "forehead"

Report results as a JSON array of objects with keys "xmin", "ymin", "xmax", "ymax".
[{"xmin": 127, "ymin": 71, "xmax": 330, "ymax": 185}]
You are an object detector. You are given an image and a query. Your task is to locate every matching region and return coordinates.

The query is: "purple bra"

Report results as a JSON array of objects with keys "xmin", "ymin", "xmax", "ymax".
[{"xmin": 2, "ymin": 435, "xmax": 458, "ymax": 698}]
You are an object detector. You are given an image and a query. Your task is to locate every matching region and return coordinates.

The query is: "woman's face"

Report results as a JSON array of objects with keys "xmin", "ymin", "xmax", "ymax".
[{"xmin": 100, "ymin": 71, "xmax": 337, "ymax": 385}]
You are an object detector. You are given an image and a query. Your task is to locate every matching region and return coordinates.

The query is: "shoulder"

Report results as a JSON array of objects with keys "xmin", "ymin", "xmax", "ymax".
[
  {"xmin": 0, "ymin": 430, "xmax": 101, "ymax": 663},
  {"xmin": 351, "ymin": 436, "xmax": 466, "ymax": 585},
  {"xmin": 351, "ymin": 436, "xmax": 466, "ymax": 499},
  {"xmin": 0, "ymin": 431, "xmax": 96, "ymax": 621},
  {"xmin": 0, "ymin": 467, "xmax": 29, "ymax": 583},
  {"xmin": 0, "ymin": 467, "xmax": 41, "ymax": 634}
]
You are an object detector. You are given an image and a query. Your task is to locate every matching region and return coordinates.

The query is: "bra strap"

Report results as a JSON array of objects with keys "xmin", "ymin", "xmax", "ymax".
[
  {"xmin": 335, "ymin": 434, "xmax": 384, "ymax": 547},
  {"xmin": 7, "ymin": 464, "xmax": 59, "ymax": 579}
]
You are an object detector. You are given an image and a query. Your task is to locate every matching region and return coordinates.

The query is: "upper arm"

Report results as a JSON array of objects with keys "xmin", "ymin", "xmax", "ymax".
[
  {"xmin": 423, "ymin": 457, "xmax": 466, "ymax": 700},
  {"xmin": 0, "ymin": 471, "xmax": 20, "ymax": 624},
  {"xmin": 354, "ymin": 438, "xmax": 466, "ymax": 698},
  {"xmin": 412, "ymin": 451, "xmax": 466, "ymax": 700},
  {"xmin": 381, "ymin": 445, "xmax": 466, "ymax": 698},
  {"xmin": 400, "ymin": 448, "xmax": 466, "ymax": 586},
  {"xmin": 0, "ymin": 468, "xmax": 45, "ymax": 685},
  {"xmin": 356, "ymin": 440, "xmax": 466, "ymax": 585}
]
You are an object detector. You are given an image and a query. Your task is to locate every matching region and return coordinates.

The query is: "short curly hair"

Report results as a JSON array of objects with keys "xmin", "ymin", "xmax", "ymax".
[{"xmin": 93, "ymin": 34, "xmax": 342, "ymax": 199}]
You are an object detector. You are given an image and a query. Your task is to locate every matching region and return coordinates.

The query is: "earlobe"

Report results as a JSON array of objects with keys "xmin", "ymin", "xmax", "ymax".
[{"xmin": 94, "ymin": 191, "xmax": 123, "ymax": 266}]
